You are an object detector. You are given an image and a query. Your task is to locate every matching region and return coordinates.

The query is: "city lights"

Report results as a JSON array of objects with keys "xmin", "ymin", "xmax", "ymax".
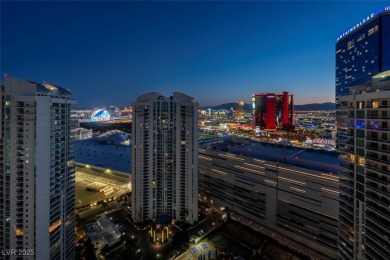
[{"xmin": 1, "ymin": 2, "xmax": 389, "ymax": 260}]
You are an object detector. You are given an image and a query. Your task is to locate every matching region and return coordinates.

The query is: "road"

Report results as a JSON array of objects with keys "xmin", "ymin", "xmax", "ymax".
[
  {"xmin": 77, "ymin": 196, "xmax": 130, "ymax": 221},
  {"xmin": 188, "ymin": 209, "xmax": 223, "ymax": 241}
]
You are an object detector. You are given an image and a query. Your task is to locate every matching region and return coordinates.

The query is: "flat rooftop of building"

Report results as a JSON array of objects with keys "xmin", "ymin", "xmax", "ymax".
[
  {"xmin": 76, "ymin": 135, "xmax": 340, "ymax": 175},
  {"xmin": 96, "ymin": 216, "xmax": 122, "ymax": 245},
  {"xmin": 204, "ymin": 138, "xmax": 341, "ymax": 174},
  {"xmin": 75, "ymin": 138, "xmax": 131, "ymax": 173},
  {"xmin": 97, "ymin": 216, "xmax": 113, "ymax": 229}
]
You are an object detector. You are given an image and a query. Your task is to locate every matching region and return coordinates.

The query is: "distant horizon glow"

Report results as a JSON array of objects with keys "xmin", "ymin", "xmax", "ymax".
[{"xmin": 2, "ymin": 1, "xmax": 389, "ymax": 107}]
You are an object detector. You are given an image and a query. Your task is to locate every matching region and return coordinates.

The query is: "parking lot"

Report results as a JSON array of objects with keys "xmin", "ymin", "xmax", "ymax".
[{"xmin": 75, "ymin": 170, "xmax": 129, "ymax": 208}]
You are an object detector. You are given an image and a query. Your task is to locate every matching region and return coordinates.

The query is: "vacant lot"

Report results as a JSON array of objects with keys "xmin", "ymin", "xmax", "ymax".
[
  {"xmin": 208, "ymin": 232, "xmax": 253, "ymax": 259},
  {"xmin": 206, "ymin": 220, "xmax": 307, "ymax": 260},
  {"xmin": 262, "ymin": 243, "xmax": 302, "ymax": 260},
  {"xmin": 220, "ymin": 221, "xmax": 263, "ymax": 249}
]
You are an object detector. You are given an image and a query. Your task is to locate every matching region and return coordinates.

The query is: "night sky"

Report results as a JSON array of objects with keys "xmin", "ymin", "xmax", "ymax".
[{"xmin": 1, "ymin": 1, "xmax": 388, "ymax": 108}]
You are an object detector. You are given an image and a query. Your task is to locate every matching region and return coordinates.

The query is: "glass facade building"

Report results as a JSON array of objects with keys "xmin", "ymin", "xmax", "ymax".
[
  {"xmin": 336, "ymin": 6, "xmax": 390, "ymax": 96},
  {"xmin": 336, "ymin": 6, "xmax": 390, "ymax": 260}
]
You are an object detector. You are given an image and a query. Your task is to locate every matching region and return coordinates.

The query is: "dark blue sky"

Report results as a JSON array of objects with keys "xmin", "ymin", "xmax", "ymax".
[{"xmin": 1, "ymin": 1, "xmax": 388, "ymax": 108}]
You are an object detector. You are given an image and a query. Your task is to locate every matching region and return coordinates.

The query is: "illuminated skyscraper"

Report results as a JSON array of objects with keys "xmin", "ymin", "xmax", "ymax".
[
  {"xmin": 336, "ymin": 6, "xmax": 390, "ymax": 96},
  {"xmin": 0, "ymin": 77, "xmax": 76, "ymax": 260},
  {"xmin": 336, "ymin": 7, "xmax": 390, "ymax": 260},
  {"xmin": 252, "ymin": 91, "xmax": 294, "ymax": 131},
  {"xmin": 337, "ymin": 71, "xmax": 390, "ymax": 260},
  {"xmin": 131, "ymin": 92, "xmax": 198, "ymax": 225}
]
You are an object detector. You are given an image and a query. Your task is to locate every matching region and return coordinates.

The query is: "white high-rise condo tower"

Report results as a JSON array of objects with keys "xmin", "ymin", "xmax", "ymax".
[
  {"xmin": 131, "ymin": 92, "xmax": 198, "ymax": 225},
  {"xmin": 0, "ymin": 77, "xmax": 76, "ymax": 260}
]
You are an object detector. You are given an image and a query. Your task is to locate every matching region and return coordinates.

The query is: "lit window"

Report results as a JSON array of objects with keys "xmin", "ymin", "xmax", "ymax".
[
  {"xmin": 368, "ymin": 25, "xmax": 378, "ymax": 36},
  {"xmin": 49, "ymin": 220, "xmax": 62, "ymax": 232},
  {"xmin": 347, "ymin": 40, "xmax": 355, "ymax": 50},
  {"xmin": 357, "ymin": 157, "xmax": 365, "ymax": 165}
]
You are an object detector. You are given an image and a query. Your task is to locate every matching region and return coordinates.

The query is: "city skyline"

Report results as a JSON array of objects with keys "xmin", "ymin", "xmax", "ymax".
[
  {"xmin": 2, "ymin": 2, "xmax": 390, "ymax": 258},
  {"xmin": 2, "ymin": 1, "xmax": 389, "ymax": 107}
]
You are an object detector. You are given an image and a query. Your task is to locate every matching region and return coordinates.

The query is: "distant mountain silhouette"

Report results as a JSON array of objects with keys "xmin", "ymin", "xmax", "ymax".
[
  {"xmin": 200, "ymin": 103, "xmax": 252, "ymax": 111},
  {"xmin": 200, "ymin": 102, "xmax": 335, "ymax": 111},
  {"xmin": 294, "ymin": 102, "xmax": 335, "ymax": 111}
]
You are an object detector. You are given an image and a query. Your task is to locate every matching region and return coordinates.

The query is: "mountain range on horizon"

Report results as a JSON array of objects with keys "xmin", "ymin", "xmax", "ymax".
[{"xmin": 200, "ymin": 102, "xmax": 336, "ymax": 111}]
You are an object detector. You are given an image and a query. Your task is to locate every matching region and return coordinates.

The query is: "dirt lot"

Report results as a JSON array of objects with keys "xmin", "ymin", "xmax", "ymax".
[{"xmin": 220, "ymin": 221, "xmax": 263, "ymax": 249}]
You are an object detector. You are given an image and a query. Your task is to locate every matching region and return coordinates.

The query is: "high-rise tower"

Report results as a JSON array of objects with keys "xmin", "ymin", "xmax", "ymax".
[
  {"xmin": 336, "ymin": 6, "xmax": 390, "ymax": 96},
  {"xmin": 336, "ymin": 6, "xmax": 390, "ymax": 260},
  {"xmin": 0, "ymin": 77, "xmax": 76, "ymax": 260},
  {"xmin": 337, "ymin": 71, "xmax": 390, "ymax": 260},
  {"xmin": 131, "ymin": 92, "xmax": 198, "ymax": 225},
  {"xmin": 235, "ymin": 101, "xmax": 245, "ymax": 120},
  {"xmin": 252, "ymin": 91, "xmax": 294, "ymax": 131}
]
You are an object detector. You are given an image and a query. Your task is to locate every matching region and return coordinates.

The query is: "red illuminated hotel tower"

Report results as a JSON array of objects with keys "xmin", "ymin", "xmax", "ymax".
[{"xmin": 252, "ymin": 91, "xmax": 294, "ymax": 130}]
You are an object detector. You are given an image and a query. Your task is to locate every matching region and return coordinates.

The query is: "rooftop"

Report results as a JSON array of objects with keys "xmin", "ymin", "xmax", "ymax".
[
  {"xmin": 3, "ymin": 76, "xmax": 72, "ymax": 97},
  {"xmin": 75, "ymin": 134, "xmax": 341, "ymax": 175},
  {"xmin": 75, "ymin": 134, "xmax": 131, "ymax": 173},
  {"xmin": 204, "ymin": 138, "xmax": 341, "ymax": 174},
  {"xmin": 30, "ymin": 81, "xmax": 72, "ymax": 95}
]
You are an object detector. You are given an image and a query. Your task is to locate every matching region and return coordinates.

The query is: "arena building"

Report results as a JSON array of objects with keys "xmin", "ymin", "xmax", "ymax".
[{"xmin": 91, "ymin": 108, "xmax": 111, "ymax": 122}]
